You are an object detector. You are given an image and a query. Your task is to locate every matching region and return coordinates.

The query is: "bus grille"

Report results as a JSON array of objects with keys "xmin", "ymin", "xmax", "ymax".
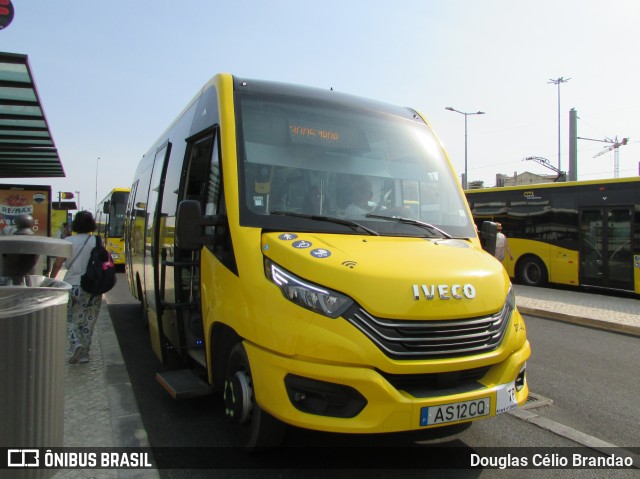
[{"xmin": 344, "ymin": 302, "xmax": 512, "ymax": 360}]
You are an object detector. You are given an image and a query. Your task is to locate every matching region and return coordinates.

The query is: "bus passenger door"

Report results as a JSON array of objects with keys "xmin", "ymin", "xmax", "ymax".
[
  {"xmin": 174, "ymin": 132, "xmax": 218, "ymax": 365},
  {"xmin": 144, "ymin": 142, "xmax": 172, "ymax": 361},
  {"xmin": 579, "ymin": 206, "xmax": 634, "ymax": 291},
  {"xmin": 124, "ymin": 181, "xmax": 139, "ymax": 295}
]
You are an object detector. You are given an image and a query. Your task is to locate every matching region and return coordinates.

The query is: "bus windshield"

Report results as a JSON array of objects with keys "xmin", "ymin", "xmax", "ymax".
[
  {"xmin": 107, "ymin": 191, "xmax": 128, "ymax": 238},
  {"xmin": 237, "ymin": 92, "xmax": 475, "ymax": 238}
]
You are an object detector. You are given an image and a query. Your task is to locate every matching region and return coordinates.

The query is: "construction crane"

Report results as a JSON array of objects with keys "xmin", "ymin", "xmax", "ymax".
[
  {"xmin": 523, "ymin": 156, "xmax": 566, "ymax": 182},
  {"xmin": 578, "ymin": 136, "xmax": 629, "ymax": 178}
]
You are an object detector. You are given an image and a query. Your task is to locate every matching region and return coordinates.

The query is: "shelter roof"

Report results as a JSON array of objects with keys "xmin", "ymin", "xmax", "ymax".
[{"xmin": 0, "ymin": 52, "xmax": 64, "ymax": 178}]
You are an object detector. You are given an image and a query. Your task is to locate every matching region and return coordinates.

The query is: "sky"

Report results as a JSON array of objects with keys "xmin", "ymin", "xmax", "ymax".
[{"xmin": 2, "ymin": 0, "xmax": 640, "ymax": 211}]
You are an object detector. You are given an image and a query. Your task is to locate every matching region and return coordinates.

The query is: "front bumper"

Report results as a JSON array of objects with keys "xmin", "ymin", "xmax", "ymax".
[{"xmin": 245, "ymin": 339, "xmax": 531, "ymax": 434}]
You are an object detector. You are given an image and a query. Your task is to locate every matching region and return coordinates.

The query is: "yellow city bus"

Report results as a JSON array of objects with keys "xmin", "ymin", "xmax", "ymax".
[
  {"xmin": 465, "ymin": 177, "xmax": 640, "ymax": 295},
  {"xmin": 96, "ymin": 187, "xmax": 129, "ymax": 266},
  {"xmin": 124, "ymin": 74, "xmax": 530, "ymax": 448}
]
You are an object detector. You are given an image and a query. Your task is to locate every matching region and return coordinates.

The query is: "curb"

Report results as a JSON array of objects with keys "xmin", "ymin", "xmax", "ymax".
[
  {"xmin": 98, "ymin": 302, "xmax": 151, "ymax": 448},
  {"xmin": 98, "ymin": 301, "xmax": 161, "ymax": 479},
  {"xmin": 517, "ymin": 305, "xmax": 640, "ymax": 338}
]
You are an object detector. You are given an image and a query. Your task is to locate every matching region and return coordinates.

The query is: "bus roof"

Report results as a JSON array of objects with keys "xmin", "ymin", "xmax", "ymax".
[
  {"xmin": 232, "ymin": 76, "xmax": 420, "ymax": 122},
  {"xmin": 465, "ymin": 176, "xmax": 640, "ymax": 195},
  {"xmin": 98, "ymin": 188, "xmax": 130, "ymax": 204}
]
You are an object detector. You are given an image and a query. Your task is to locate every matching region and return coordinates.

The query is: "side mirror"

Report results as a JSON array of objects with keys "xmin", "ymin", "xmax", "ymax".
[
  {"xmin": 479, "ymin": 221, "xmax": 498, "ymax": 256},
  {"xmin": 175, "ymin": 200, "xmax": 222, "ymax": 250},
  {"xmin": 103, "ymin": 201, "xmax": 111, "ymax": 214}
]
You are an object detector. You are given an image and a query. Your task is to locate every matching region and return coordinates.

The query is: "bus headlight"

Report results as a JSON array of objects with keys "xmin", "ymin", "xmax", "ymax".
[
  {"xmin": 264, "ymin": 258, "xmax": 353, "ymax": 318},
  {"xmin": 506, "ymin": 285, "xmax": 516, "ymax": 314}
]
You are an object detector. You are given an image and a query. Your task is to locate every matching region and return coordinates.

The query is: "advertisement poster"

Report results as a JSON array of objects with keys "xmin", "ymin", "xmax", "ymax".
[{"xmin": 0, "ymin": 184, "xmax": 51, "ymax": 237}]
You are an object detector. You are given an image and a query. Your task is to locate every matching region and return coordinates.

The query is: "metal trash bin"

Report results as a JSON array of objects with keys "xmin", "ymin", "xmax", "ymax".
[
  {"xmin": 0, "ymin": 275, "xmax": 71, "ymax": 450},
  {"xmin": 0, "ymin": 218, "xmax": 72, "ymax": 478}
]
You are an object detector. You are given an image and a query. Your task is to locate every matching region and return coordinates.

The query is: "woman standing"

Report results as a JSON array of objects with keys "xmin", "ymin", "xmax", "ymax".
[
  {"xmin": 50, "ymin": 211, "xmax": 102, "ymax": 364},
  {"xmin": 494, "ymin": 223, "xmax": 514, "ymax": 263}
]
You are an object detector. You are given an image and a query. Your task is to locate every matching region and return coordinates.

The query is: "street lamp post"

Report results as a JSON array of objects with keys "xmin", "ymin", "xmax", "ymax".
[
  {"xmin": 548, "ymin": 77, "xmax": 570, "ymax": 174},
  {"xmin": 445, "ymin": 107, "xmax": 485, "ymax": 189},
  {"xmin": 94, "ymin": 157, "xmax": 100, "ymax": 214}
]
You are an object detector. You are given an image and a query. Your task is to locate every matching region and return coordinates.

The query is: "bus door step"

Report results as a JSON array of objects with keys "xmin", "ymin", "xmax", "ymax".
[{"xmin": 156, "ymin": 369, "xmax": 212, "ymax": 400}]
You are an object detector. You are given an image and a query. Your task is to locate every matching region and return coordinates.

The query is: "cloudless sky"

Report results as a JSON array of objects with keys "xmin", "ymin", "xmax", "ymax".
[{"xmin": 3, "ymin": 0, "xmax": 640, "ymax": 210}]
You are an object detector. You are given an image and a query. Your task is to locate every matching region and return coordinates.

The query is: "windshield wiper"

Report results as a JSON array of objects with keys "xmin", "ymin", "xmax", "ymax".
[
  {"xmin": 365, "ymin": 213, "xmax": 452, "ymax": 239},
  {"xmin": 270, "ymin": 210, "xmax": 380, "ymax": 236}
]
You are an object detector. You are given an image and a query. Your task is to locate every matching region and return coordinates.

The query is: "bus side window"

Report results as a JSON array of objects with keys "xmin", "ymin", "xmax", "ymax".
[
  {"xmin": 182, "ymin": 131, "xmax": 221, "ymax": 237},
  {"xmin": 184, "ymin": 135, "xmax": 215, "ymax": 207}
]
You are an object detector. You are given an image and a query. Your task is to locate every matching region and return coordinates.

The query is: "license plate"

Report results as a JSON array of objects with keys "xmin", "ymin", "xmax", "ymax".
[{"xmin": 420, "ymin": 397, "xmax": 490, "ymax": 426}]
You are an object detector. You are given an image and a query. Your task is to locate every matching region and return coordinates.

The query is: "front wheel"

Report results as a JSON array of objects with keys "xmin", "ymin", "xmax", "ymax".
[
  {"xmin": 223, "ymin": 343, "xmax": 286, "ymax": 450},
  {"xmin": 517, "ymin": 256, "xmax": 548, "ymax": 287}
]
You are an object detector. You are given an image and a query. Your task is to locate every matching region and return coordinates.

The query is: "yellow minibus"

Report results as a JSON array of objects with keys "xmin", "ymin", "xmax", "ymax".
[{"xmin": 125, "ymin": 74, "xmax": 530, "ymax": 448}]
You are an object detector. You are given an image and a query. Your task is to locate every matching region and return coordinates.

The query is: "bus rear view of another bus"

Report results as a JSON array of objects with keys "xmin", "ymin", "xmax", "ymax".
[{"xmin": 125, "ymin": 74, "xmax": 531, "ymax": 448}]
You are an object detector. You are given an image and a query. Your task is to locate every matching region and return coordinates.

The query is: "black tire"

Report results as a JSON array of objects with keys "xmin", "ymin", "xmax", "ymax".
[
  {"xmin": 517, "ymin": 256, "xmax": 548, "ymax": 286},
  {"xmin": 223, "ymin": 343, "xmax": 286, "ymax": 450}
]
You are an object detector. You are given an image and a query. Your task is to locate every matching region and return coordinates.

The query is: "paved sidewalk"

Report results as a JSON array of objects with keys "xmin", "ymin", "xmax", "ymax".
[
  {"xmin": 52, "ymin": 284, "xmax": 638, "ymax": 476},
  {"xmin": 514, "ymin": 284, "xmax": 640, "ymax": 338},
  {"xmin": 53, "ymin": 301, "xmax": 159, "ymax": 479}
]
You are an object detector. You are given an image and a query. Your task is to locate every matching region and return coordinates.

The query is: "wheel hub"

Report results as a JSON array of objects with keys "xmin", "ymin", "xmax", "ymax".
[{"xmin": 223, "ymin": 370, "xmax": 253, "ymax": 424}]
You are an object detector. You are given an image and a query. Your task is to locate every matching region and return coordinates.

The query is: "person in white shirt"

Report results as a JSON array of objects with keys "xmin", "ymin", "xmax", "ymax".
[
  {"xmin": 345, "ymin": 179, "xmax": 375, "ymax": 217},
  {"xmin": 494, "ymin": 222, "xmax": 513, "ymax": 262},
  {"xmin": 50, "ymin": 211, "xmax": 102, "ymax": 364}
]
